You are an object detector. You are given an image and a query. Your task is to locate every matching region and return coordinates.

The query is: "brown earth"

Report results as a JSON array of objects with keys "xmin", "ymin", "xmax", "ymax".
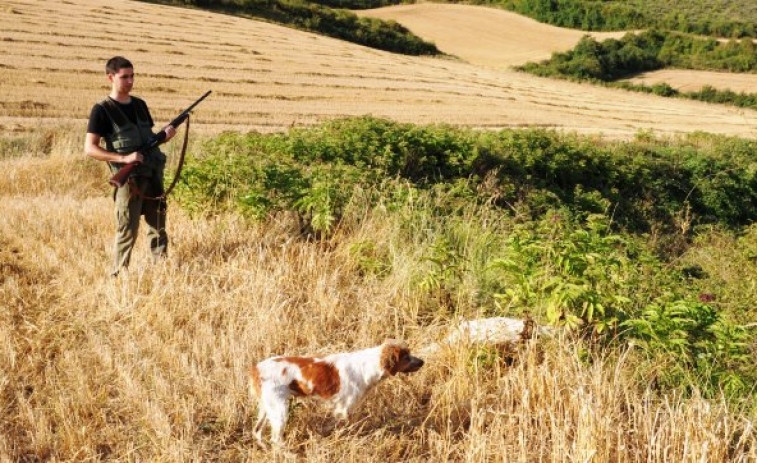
[{"xmin": 1, "ymin": 0, "xmax": 756, "ymax": 139}]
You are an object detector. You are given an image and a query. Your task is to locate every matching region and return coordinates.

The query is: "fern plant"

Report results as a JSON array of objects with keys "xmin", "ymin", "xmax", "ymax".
[
  {"xmin": 491, "ymin": 212, "xmax": 635, "ymax": 335},
  {"xmin": 622, "ymin": 300, "xmax": 753, "ymax": 396}
]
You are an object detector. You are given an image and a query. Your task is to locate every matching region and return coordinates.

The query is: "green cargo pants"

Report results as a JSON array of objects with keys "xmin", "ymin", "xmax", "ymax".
[{"xmin": 112, "ymin": 174, "xmax": 168, "ymax": 275}]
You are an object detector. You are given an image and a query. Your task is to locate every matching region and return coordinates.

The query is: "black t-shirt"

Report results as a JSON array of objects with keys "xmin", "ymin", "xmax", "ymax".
[{"xmin": 87, "ymin": 97, "xmax": 155, "ymax": 137}]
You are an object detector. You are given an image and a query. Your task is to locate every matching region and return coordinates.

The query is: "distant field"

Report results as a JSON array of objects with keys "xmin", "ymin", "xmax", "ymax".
[
  {"xmin": 359, "ymin": 4, "xmax": 757, "ymax": 100},
  {"xmin": 1, "ymin": 0, "xmax": 757, "ymax": 139},
  {"xmin": 625, "ymin": 69, "xmax": 757, "ymax": 93},
  {"xmin": 357, "ymin": 3, "xmax": 627, "ymax": 69}
]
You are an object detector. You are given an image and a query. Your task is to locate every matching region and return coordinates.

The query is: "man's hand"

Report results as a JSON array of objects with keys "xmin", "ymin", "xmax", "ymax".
[
  {"xmin": 163, "ymin": 125, "xmax": 177, "ymax": 142},
  {"xmin": 123, "ymin": 151, "xmax": 143, "ymax": 164}
]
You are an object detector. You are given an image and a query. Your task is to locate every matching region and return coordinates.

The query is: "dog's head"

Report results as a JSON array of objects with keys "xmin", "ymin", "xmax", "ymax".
[{"xmin": 380, "ymin": 339, "xmax": 424, "ymax": 377}]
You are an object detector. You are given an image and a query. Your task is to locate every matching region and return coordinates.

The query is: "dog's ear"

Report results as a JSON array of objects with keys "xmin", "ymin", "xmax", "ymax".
[{"xmin": 380, "ymin": 339, "xmax": 408, "ymax": 376}]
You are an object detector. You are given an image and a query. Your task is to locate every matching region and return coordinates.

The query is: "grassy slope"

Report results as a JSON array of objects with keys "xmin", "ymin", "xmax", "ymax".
[{"xmin": 623, "ymin": 0, "xmax": 757, "ymax": 32}]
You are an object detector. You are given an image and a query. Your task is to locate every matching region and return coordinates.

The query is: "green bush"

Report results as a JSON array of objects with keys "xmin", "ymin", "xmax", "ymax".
[
  {"xmin": 485, "ymin": 211, "xmax": 753, "ymax": 396},
  {"xmin": 519, "ymin": 29, "xmax": 757, "ymax": 110},
  {"xmin": 176, "ymin": 117, "xmax": 757, "ymax": 235},
  {"xmin": 623, "ymin": 300, "xmax": 753, "ymax": 396},
  {"xmin": 520, "ymin": 30, "xmax": 757, "ymax": 81},
  {"xmin": 484, "ymin": 0, "xmax": 757, "ymax": 38}
]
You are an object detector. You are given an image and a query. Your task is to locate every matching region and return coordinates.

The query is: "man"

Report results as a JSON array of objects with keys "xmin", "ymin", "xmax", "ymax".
[{"xmin": 85, "ymin": 56, "xmax": 177, "ymax": 277}]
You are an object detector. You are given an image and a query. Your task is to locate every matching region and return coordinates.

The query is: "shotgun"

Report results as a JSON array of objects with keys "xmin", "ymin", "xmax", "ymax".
[{"xmin": 109, "ymin": 90, "xmax": 211, "ymax": 188}]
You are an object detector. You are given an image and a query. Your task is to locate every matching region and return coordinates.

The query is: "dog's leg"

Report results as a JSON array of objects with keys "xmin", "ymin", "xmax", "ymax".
[
  {"xmin": 322, "ymin": 400, "xmax": 352, "ymax": 436},
  {"xmin": 333, "ymin": 406, "xmax": 349, "ymax": 422},
  {"xmin": 263, "ymin": 387, "xmax": 290, "ymax": 447},
  {"xmin": 250, "ymin": 374, "xmax": 269, "ymax": 449},
  {"xmin": 252, "ymin": 406, "xmax": 268, "ymax": 449}
]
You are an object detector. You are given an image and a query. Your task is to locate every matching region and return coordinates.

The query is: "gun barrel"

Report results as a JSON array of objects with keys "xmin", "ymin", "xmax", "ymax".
[{"xmin": 169, "ymin": 90, "xmax": 212, "ymax": 128}]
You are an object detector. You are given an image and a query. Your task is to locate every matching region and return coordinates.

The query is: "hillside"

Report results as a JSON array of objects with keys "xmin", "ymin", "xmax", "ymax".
[
  {"xmin": 1, "ymin": 0, "xmax": 757, "ymax": 139},
  {"xmin": 357, "ymin": 3, "xmax": 627, "ymax": 69},
  {"xmin": 626, "ymin": 68, "xmax": 757, "ymax": 93},
  {"xmin": 3, "ymin": 0, "xmax": 757, "ymax": 460},
  {"xmin": 358, "ymin": 3, "xmax": 757, "ymax": 94},
  {"xmin": 492, "ymin": 0, "xmax": 757, "ymax": 37}
]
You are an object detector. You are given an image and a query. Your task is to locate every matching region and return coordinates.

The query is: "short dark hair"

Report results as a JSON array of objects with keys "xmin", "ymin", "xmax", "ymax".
[{"xmin": 105, "ymin": 56, "xmax": 133, "ymax": 74}]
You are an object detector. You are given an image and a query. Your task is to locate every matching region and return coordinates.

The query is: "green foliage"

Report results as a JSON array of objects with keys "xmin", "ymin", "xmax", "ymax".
[
  {"xmin": 488, "ymin": 0, "xmax": 646, "ymax": 33},
  {"xmin": 520, "ymin": 30, "xmax": 757, "ymax": 81},
  {"xmin": 175, "ymin": 117, "xmax": 757, "ymax": 398},
  {"xmin": 623, "ymin": 300, "xmax": 753, "ymax": 396},
  {"xmin": 485, "ymin": 0, "xmax": 757, "ymax": 38},
  {"xmin": 485, "ymin": 211, "xmax": 753, "ymax": 396},
  {"xmin": 519, "ymin": 29, "xmax": 757, "ymax": 110},
  {"xmin": 418, "ymin": 235, "xmax": 465, "ymax": 311},
  {"xmin": 490, "ymin": 213, "xmax": 636, "ymax": 333},
  {"xmin": 141, "ymin": 0, "xmax": 438, "ymax": 55},
  {"xmin": 177, "ymin": 117, "xmax": 757, "ymax": 236},
  {"xmin": 349, "ymin": 240, "xmax": 392, "ymax": 277}
]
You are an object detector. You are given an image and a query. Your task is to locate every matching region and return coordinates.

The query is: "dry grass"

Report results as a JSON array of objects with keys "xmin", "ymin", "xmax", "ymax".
[
  {"xmin": 2, "ymin": 0, "xmax": 757, "ymax": 460},
  {"xmin": 1, "ymin": 129, "xmax": 757, "ymax": 461},
  {"xmin": 2, "ymin": 0, "xmax": 757, "ymax": 139}
]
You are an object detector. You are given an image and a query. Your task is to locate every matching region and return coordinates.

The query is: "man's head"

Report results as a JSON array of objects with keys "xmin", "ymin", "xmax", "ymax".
[
  {"xmin": 106, "ymin": 56, "xmax": 134, "ymax": 96},
  {"xmin": 105, "ymin": 56, "xmax": 132, "ymax": 75}
]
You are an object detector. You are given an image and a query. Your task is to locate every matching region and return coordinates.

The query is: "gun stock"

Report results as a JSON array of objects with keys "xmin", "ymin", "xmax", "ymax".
[
  {"xmin": 107, "ymin": 129, "xmax": 167, "ymax": 188},
  {"xmin": 109, "ymin": 162, "xmax": 138, "ymax": 188},
  {"xmin": 107, "ymin": 90, "xmax": 211, "ymax": 188}
]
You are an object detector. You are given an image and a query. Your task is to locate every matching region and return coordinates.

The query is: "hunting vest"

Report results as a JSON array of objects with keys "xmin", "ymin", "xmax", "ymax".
[{"xmin": 99, "ymin": 96, "xmax": 166, "ymax": 178}]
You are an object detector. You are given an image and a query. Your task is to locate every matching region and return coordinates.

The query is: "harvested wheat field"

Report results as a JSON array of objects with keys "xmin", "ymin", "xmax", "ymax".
[
  {"xmin": 1, "ymin": 0, "xmax": 757, "ymax": 138},
  {"xmin": 3, "ymin": 0, "xmax": 757, "ymax": 461},
  {"xmin": 360, "ymin": 3, "xmax": 757, "ymax": 108},
  {"xmin": 357, "ymin": 3, "xmax": 628, "ymax": 69},
  {"xmin": 625, "ymin": 68, "xmax": 757, "ymax": 93}
]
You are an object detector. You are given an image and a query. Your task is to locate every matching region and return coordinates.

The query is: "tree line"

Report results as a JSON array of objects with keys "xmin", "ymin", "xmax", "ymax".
[
  {"xmin": 473, "ymin": 0, "xmax": 757, "ymax": 38},
  {"xmin": 141, "ymin": 0, "xmax": 438, "ymax": 55}
]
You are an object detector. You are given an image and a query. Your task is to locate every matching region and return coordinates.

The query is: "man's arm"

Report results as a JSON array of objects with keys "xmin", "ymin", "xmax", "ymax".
[{"xmin": 84, "ymin": 132, "xmax": 143, "ymax": 164}]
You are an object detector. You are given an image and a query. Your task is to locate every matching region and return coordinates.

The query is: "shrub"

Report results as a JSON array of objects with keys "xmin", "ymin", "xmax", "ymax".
[{"xmin": 176, "ymin": 117, "xmax": 757, "ymax": 236}]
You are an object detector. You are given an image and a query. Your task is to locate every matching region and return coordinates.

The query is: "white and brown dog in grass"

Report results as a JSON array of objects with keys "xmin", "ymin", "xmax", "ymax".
[{"xmin": 248, "ymin": 339, "xmax": 424, "ymax": 448}]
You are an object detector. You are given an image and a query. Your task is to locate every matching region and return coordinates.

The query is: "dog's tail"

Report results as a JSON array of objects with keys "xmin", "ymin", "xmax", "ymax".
[{"xmin": 248, "ymin": 365, "xmax": 262, "ymax": 401}]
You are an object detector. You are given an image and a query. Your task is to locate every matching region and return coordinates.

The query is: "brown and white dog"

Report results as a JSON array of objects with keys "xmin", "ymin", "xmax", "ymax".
[{"xmin": 248, "ymin": 339, "xmax": 424, "ymax": 448}]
